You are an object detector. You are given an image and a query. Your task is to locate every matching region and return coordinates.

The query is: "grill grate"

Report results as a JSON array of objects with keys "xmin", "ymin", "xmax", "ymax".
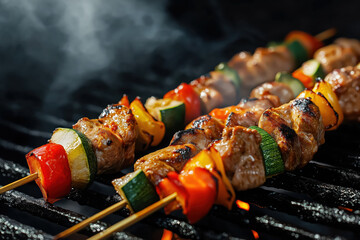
[{"xmin": 1, "ymin": 92, "xmax": 360, "ymax": 239}]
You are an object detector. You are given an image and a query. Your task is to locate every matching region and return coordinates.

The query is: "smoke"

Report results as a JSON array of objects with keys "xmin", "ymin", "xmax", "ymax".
[{"xmin": 0, "ymin": 0, "xmax": 262, "ymax": 120}]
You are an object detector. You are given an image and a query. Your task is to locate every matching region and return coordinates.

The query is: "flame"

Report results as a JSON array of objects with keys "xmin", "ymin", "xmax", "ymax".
[
  {"xmin": 251, "ymin": 230, "xmax": 259, "ymax": 239},
  {"xmin": 161, "ymin": 229, "xmax": 173, "ymax": 240},
  {"xmin": 338, "ymin": 206, "xmax": 353, "ymax": 212},
  {"xmin": 236, "ymin": 200, "xmax": 250, "ymax": 211}
]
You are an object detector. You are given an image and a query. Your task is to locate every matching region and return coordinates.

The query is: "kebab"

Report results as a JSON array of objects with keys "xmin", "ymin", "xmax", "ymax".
[
  {"xmin": 0, "ymin": 30, "xmax": 333, "ymax": 200},
  {"xmin": 88, "ymin": 65, "xmax": 360, "ymax": 240},
  {"xmin": 56, "ymin": 61, "xmax": 360, "ymax": 239}
]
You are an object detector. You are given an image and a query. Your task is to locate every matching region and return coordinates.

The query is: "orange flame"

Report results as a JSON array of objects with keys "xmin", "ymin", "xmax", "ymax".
[
  {"xmin": 161, "ymin": 229, "xmax": 173, "ymax": 240},
  {"xmin": 251, "ymin": 230, "xmax": 259, "ymax": 239},
  {"xmin": 236, "ymin": 200, "xmax": 250, "ymax": 211},
  {"xmin": 338, "ymin": 206, "xmax": 353, "ymax": 212}
]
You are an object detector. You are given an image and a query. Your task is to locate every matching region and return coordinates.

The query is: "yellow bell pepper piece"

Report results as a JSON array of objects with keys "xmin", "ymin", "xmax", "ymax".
[
  {"xmin": 130, "ymin": 98, "xmax": 165, "ymax": 150},
  {"xmin": 312, "ymin": 79, "xmax": 344, "ymax": 130},
  {"xmin": 297, "ymin": 90, "xmax": 338, "ymax": 130}
]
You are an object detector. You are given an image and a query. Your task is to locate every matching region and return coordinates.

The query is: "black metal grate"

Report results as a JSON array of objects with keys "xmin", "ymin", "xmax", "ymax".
[{"xmin": 1, "ymin": 89, "xmax": 360, "ymax": 240}]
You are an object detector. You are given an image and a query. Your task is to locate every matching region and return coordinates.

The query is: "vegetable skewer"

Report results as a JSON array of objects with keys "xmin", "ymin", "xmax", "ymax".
[
  {"xmin": 0, "ymin": 30, "xmax": 334, "ymax": 198},
  {"xmin": 57, "ymin": 62, "xmax": 358, "ymax": 238},
  {"xmin": 89, "ymin": 66, "xmax": 359, "ymax": 238}
]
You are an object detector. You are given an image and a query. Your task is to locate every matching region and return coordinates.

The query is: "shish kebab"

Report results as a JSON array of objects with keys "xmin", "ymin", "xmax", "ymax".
[
  {"xmin": 86, "ymin": 64, "xmax": 360, "ymax": 240},
  {"xmin": 0, "ymin": 30, "xmax": 334, "ymax": 199},
  {"xmin": 57, "ymin": 42, "xmax": 360, "ymax": 238}
]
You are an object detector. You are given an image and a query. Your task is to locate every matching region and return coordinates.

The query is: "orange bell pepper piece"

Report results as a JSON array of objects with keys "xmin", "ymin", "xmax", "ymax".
[
  {"xmin": 118, "ymin": 94, "xmax": 130, "ymax": 107},
  {"xmin": 209, "ymin": 106, "xmax": 242, "ymax": 121},
  {"xmin": 164, "ymin": 83, "xmax": 201, "ymax": 124},
  {"xmin": 292, "ymin": 68, "xmax": 315, "ymax": 89},
  {"xmin": 26, "ymin": 143, "xmax": 72, "ymax": 203},
  {"xmin": 312, "ymin": 79, "xmax": 344, "ymax": 130}
]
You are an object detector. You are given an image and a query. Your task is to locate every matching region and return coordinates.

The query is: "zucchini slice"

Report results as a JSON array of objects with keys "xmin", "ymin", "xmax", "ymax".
[
  {"xmin": 145, "ymin": 97, "xmax": 186, "ymax": 134},
  {"xmin": 249, "ymin": 126, "xmax": 284, "ymax": 177},
  {"xmin": 285, "ymin": 40, "xmax": 308, "ymax": 67},
  {"xmin": 275, "ymin": 72, "xmax": 305, "ymax": 97},
  {"xmin": 50, "ymin": 128, "xmax": 97, "ymax": 189},
  {"xmin": 112, "ymin": 170, "xmax": 159, "ymax": 212},
  {"xmin": 302, "ymin": 59, "xmax": 325, "ymax": 80},
  {"xmin": 215, "ymin": 62, "xmax": 241, "ymax": 92}
]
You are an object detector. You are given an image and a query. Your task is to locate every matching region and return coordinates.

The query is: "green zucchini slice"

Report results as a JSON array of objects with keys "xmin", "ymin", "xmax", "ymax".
[
  {"xmin": 302, "ymin": 59, "xmax": 325, "ymax": 80},
  {"xmin": 50, "ymin": 128, "xmax": 97, "ymax": 189},
  {"xmin": 275, "ymin": 72, "xmax": 305, "ymax": 97},
  {"xmin": 286, "ymin": 40, "xmax": 308, "ymax": 67},
  {"xmin": 215, "ymin": 62, "xmax": 241, "ymax": 92},
  {"xmin": 249, "ymin": 126, "xmax": 284, "ymax": 177},
  {"xmin": 112, "ymin": 170, "xmax": 159, "ymax": 212},
  {"xmin": 145, "ymin": 97, "xmax": 186, "ymax": 134}
]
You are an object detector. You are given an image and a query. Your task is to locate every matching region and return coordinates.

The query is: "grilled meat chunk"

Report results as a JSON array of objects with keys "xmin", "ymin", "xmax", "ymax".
[
  {"xmin": 191, "ymin": 75, "xmax": 236, "ymax": 108},
  {"xmin": 186, "ymin": 114, "xmax": 225, "ymax": 140},
  {"xmin": 73, "ymin": 118, "xmax": 128, "ymax": 174},
  {"xmin": 191, "ymin": 82, "xmax": 224, "ymax": 114},
  {"xmin": 213, "ymin": 126, "xmax": 265, "ymax": 191},
  {"xmin": 170, "ymin": 128, "xmax": 214, "ymax": 150},
  {"xmin": 314, "ymin": 44, "xmax": 358, "ymax": 74},
  {"xmin": 228, "ymin": 46, "xmax": 295, "ymax": 94},
  {"xmin": 258, "ymin": 98, "xmax": 324, "ymax": 170},
  {"xmin": 134, "ymin": 144, "xmax": 199, "ymax": 185},
  {"xmin": 73, "ymin": 104, "xmax": 137, "ymax": 174},
  {"xmin": 250, "ymin": 82, "xmax": 294, "ymax": 104},
  {"xmin": 325, "ymin": 66, "xmax": 360, "ymax": 121},
  {"xmin": 226, "ymin": 98, "xmax": 278, "ymax": 128},
  {"xmin": 334, "ymin": 38, "xmax": 360, "ymax": 57}
]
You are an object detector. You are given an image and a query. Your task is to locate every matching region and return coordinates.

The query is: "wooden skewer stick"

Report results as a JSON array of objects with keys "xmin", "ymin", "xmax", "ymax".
[
  {"xmin": 87, "ymin": 193, "xmax": 177, "ymax": 240},
  {"xmin": 54, "ymin": 199, "xmax": 127, "ymax": 240},
  {"xmin": 315, "ymin": 28, "xmax": 336, "ymax": 41},
  {"xmin": 0, "ymin": 172, "xmax": 38, "ymax": 194}
]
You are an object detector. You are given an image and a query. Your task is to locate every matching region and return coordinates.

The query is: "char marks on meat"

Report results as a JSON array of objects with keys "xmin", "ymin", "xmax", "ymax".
[
  {"xmin": 213, "ymin": 126, "xmax": 265, "ymax": 191},
  {"xmin": 170, "ymin": 128, "xmax": 213, "ymax": 150},
  {"xmin": 258, "ymin": 99, "xmax": 324, "ymax": 170},
  {"xmin": 73, "ymin": 104, "xmax": 137, "ymax": 174},
  {"xmin": 325, "ymin": 65, "xmax": 360, "ymax": 121},
  {"xmin": 250, "ymin": 82, "xmax": 294, "ymax": 105},
  {"xmin": 134, "ymin": 144, "xmax": 199, "ymax": 185},
  {"xmin": 186, "ymin": 115, "xmax": 225, "ymax": 140}
]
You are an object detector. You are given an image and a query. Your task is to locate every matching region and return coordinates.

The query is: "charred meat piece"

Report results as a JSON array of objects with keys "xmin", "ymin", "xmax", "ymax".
[
  {"xmin": 334, "ymin": 38, "xmax": 360, "ymax": 58},
  {"xmin": 134, "ymin": 144, "xmax": 199, "ymax": 185},
  {"xmin": 226, "ymin": 98, "xmax": 278, "ymax": 128},
  {"xmin": 258, "ymin": 98, "xmax": 324, "ymax": 170},
  {"xmin": 186, "ymin": 114, "xmax": 225, "ymax": 140},
  {"xmin": 191, "ymin": 81, "xmax": 224, "ymax": 114},
  {"xmin": 250, "ymin": 82, "xmax": 294, "ymax": 105},
  {"xmin": 73, "ymin": 118, "xmax": 128, "ymax": 174},
  {"xmin": 99, "ymin": 104, "xmax": 138, "ymax": 164},
  {"xmin": 191, "ymin": 75, "xmax": 236, "ymax": 108},
  {"xmin": 170, "ymin": 128, "xmax": 214, "ymax": 150},
  {"xmin": 213, "ymin": 126, "xmax": 265, "ymax": 191},
  {"xmin": 314, "ymin": 44, "xmax": 357, "ymax": 74},
  {"xmin": 325, "ymin": 66, "xmax": 360, "ymax": 121},
  {"xmin": 228, "ymin": 46, "xmax": 295, "ymax": 94}
]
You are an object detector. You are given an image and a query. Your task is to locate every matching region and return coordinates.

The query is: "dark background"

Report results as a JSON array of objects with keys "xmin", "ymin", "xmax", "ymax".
[{"xmin": 1, "ymin": 0, "xmax": 360, "ymax": 124}]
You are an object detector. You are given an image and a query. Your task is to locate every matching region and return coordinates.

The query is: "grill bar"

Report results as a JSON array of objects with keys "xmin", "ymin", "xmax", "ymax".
[
  {"xmin": 265, "ymin": 172, "xmax": 360, "ymax": 209},
  {"xmin": 0, "ymin": 214, "xmax": 52, "ymax": 240},
  {"xmin": 238, "ymin": 188, "xmax": 360, "ymax": 231}
]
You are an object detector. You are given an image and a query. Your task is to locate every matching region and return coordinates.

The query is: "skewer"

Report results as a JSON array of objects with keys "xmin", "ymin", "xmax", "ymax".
[
  {"xmin": 0, "ymin": 172, "xmax": 38, "ymax": 194},
  {"xmin": 315, "ymin": 28, "xmax": 336, "ymax": 41},
  {"xmin": 54, "ymin": 199, "xmax": 127, "ymax": 239},
  {"xmin": 87, "ymin": 193, "xmax": 177, "ymax": 240}
]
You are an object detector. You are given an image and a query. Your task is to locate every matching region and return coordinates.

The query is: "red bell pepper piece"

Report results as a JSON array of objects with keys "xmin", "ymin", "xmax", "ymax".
[
  {"xmin": 26, "ymin": 143, "xmax": 72, "ymax": 203},
  {"xmin": 157, "ymin": 167, "xmax": 217, "ymax": 224},
  {"xmin": 164, "ymin": 83, "xmax": 201, "ymax": 124}
]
